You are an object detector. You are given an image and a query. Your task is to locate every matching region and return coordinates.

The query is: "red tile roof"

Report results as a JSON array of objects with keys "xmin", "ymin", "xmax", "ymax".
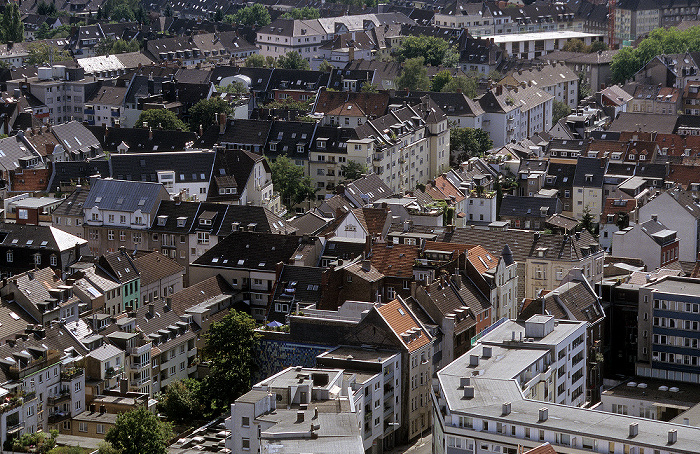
[
  {"xmin": 370, "ymin": 243, "xmax": 420, "ymax": 278},
  {"xmin": 468, "ymin": 245, "xmax": 499, "ymax": 274},
  {"xmin": 377, "ymin": 298, "xmax": 430, "ymax": 352}
]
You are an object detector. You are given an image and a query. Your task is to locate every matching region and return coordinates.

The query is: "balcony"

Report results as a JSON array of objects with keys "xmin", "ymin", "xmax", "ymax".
[
  {"xmin": 61, "ymin": 367, "xmax": 83, "ymax": 381},
  {"xmin": 7, "ymin": 422, "xmax": 24, "ymax": 434},
  {"xmin": 84, "ymin": 107, "xmax": 95, "ymax": 115},
  {"xmin": 111, "ymin": 110, "xmax": 120, "ymax": 117},
  {"xmin": 187, "ymin": 348, "xmax": 197, "ymax": 357},
  {"xmin": 48, "ymin": 389, "xmax": 71, "ymax": 405},
  {"xmin": 48, "ymin": 411, "xmax": 71, "ymax": 424},
  {"xmin": 105, "ymin": 366, "xmax": 123, "ymax": 379}
]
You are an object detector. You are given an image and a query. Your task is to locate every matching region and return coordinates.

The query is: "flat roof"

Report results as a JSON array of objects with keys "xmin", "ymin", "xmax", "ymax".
[
  {"xmin": 492, "ymin": 31, "xmax": 603, "ymax": 44},
  {"xmin": 319, "ymin": 346, "xmax": 398, "ymax": 363},
  {"xmin": 603, "ymin": 377, "xmax": 700, "ymax": 408},
  {"xmin": 644, "ymin": 277, "xmax": 700, "ymax": 296}
]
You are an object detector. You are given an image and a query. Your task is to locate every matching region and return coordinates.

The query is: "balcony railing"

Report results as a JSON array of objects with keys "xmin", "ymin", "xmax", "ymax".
[
  {"xmin": 61, "ymin": 367, "xmax": 83, "ymax": 381},
  {"xmin": 48, "ymin": 411, "xmax": 71, "ymax": 424}
]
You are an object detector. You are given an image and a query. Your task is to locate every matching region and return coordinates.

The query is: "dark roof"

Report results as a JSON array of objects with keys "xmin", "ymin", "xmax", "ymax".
[
  {"xmin": 192, "ymin": 232, "xmax": 310, "ymax": 272},
  {"xmin": 53, "ymin": 187, "xmax": 89, "ymax": 218},
  {"xmin": 132, "ymin": 251, "xmax": 184, "ymax": 286},
  {"xmin": 51, "ymin": 121, "xmax": 102, "ymax": 156},
  {"xmin": 47, "ymin": 160, "xmax": 111, "ymax": 192},
  {"xmin": 573, "ymin": 157, "xmax": 606, "ymax": 188},
  {"xmin": 208, "ymin": 148, "xmax": 266, "ymax": 202},
  {"xmin": 83, "ymin": 179, "xmax": 169, "ymax": 214},
  {"xmin": 110, "ymin": 151, "xmax": 216, "ymax": 184},
  {"xmin": 0, "ymin": 223, "xmax": 85, "ymax": 252},
  {"xmin": 344, "ymin": 173, "xmax": 392, "ymax": 207},
  {"xmin": 289, "ymin": 212, "xmax": 329, "ymax": 235},
  {"xmin": 198, "ymin": 119, "xmax": 272, "ymax": 149},
  {"xmin": 86, "ymin": 126, "xmax": 197, "ymax": 152},
  {"xmin": 544, "ymin": 162, "xmax": 576, "ymax": 190},
  {"xmin": 265, "ymin": 121, "xmax": 317, "ymax": 159},
  {"xmin": 169, "ymin": 275, "xmax": 234, "ymax": 316},
  {"xmin": 97, "ymin": 250, "xmax": 139, "ymax": 283},
  {"xmin": 499, "ymin": 196, "xmax": 561, "ymax": 218},
  {"xmin": 269, "ymin": 265, "xmax": 324, "ymax": 323},
  {"xmin": 608, "ymin": 112, "xmax": 679, "ymax": 134},
  {"xmin": 149, "ymin": 201, "xmax": 201, "ymax": 233}
]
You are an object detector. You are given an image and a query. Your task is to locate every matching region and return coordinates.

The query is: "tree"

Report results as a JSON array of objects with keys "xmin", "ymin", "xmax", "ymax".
[
  {"xmin": 156, "ymin": 378, "xmax": 203, "ymax": 423},
  {"xmin": 224, "ymin": 4, "xmax": 270, "ymax": 27},
  {"xmin": 218, "ymin": 82, "xmax": 248, "ymax": 94},
  {"xmin": 588, "ymin": 41, "xmax": 608, "ymax": 52},
  {"xmin": 9, "ymin": 430, "xmax": 57, "ymax": 453},
  {"xmin": 50, "ymin": 447, "xmax": 84, "ymax": 454},
  {"xmin": 245, "ymin": 53, "xmax": 266, "ymax": 68},
  {"xmin": 615, "ymin": 211, "xmax": 630, "ymax": 230},
  {"xmin": 360, "ymin": 82, "xmax": 378, "ymax": 92},
  {"xmin": 111, "ymin": 39, "xmax": 140, "ymax": 54},
  {"xmin": 578, "ymin": 72, "xmax": 591, "ymax": 102},
  {"xmin": 341, "ymin": 161, "xmax": 367, "ymax": 181},
  {"xmin": 431, "ymin": 70, "xmax": 452, "ymax": 92},
  {"xmin": 105, "ymin": 407, "xmax": 172, "ymax": 454},
  {"xmin": 37, "ymin": 1, "xmax": 58, "ymax": 16},
  {"xmin": 95, "ymin": 38, "xmax": 115, "ymax": 56},
  {"xmin": 97, "ymin": 442, "xmax": 121, "ymax": 454},
  {"xmin": 188, "ymin": 97, "xmax": 231, "ymax": 131},
  {"xmin": 111, "ymin": 2, "xmax": 135, "ymax": 21},
  {"xmin": 578, "ymin": 206, "xmax": 596, "ymax": 237},
  {"xmin": 450, "ymin": 127, "xmax": 492, "ymax": 163},
  {"xmin": 552, "ymin": 100, "xmax": 571, "ymax": 125},
  {"xmin": 276, "ymin": 51, "xmax": 310, "ymax": 70},
  {"xmin": 318, "ymin": 59, "xmax": 334, "ymax": 72},
  {"xmin": 562, "ymin": 38, "xmax": 586, "ymax": 53},
  {"xmin": 201, "ymin": 311, "xmax": 260, "ymax": 413},
  {"xmin": 136, "ymin": 109, "xmax": 188, "ymax": 131},
  {"xmin": 2, "ymin": 3, "xmax": 24, "ymax": 43},
  {"xmin": 395, "ymin": 35, "xmax": 456, "ymax": 67},
  {"xmin": 280, "ymin": 7, "xmax": 320, "ymax": 19},
  {"xmin": 270, "ymin": 156, "xmax": 316, "ymax": 210},
  {"xmin": 441, "ymin": 75, "xmax": 477, "ymax": 98},
  {"xmin": 26, "ymin": 42, "xmax": 72, "ymax": 65},
  {"xmin": 395, "ymin": 57, "xmax": 429, "ymax": 90}
]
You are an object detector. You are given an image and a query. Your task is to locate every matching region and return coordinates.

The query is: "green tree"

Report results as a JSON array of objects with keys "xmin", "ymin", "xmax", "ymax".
[
  {"xmin": 2, "ymin": 3, "xmax": 24, "ymax": 43},
  {"xmin": 341, "ymin": 160, "xmax": 367, "ymax": 180},
  {"xmin": 277, "ymin": 51, "xmax": 310, "ymax": 70},
  {"xmin": 395, "ymin": 57, "xmax": 429, "ymax": 90},
  {"xmin": 588, "ymin": 40, "xmax": 608, "ymax": 52},
  {"xmin": 552, "ymin": 100, "xmax": 572, "ymax": 125},
  {"xmin": 105, "ymin": 407, "xmax": 172, "ymax": 454},
  {"xmin": 111, "ymin": 2, "xmax": 135, "ymax": 21},
  {"xmin": 136, "ymin": 109, "xmax": 188, "ymax": 131},
  {"xmin": 10, "ymin": 430, "xmax": 57, "ymax": 453},
  {"xmin": 360, "ymin": 81, "xmax": 378, "ymax": 92},
  {"xmin": 615, "ymin": 211, "xmax": 630, "ymax": 230},
  {"xmin": 111, "ymin": 39, "xmax": 140, "ymax": 54},
  {"xmin": 35, "ymin": 22, "xmax": 51, "ymax": 39},
  {"xmin": 450, "ymin": 127, "xmax": 492, "ymax": 162},
  {"xmin": 164, "ymin": 3, "xmax": 173, "ymax": 17},
  {"xmin": 578, "ymin": 72, "xmax": 591, "ymax": 102},
  {"xmin": 395, "ymin": 35, "xmax": 456, "ymax": 67},
  {"xmin": 218, "ymin": 82, "xmax": 248, "ymax": 94},
  {"xmin": 49, "ymin": 447, "xmax": 84, "ymax": 454},
  {"xmin": 280, "ymin": 7, "xmax": 320, "ymax": 19},
  {"xmin": 95, "ymin": 38, "xmax": 115, "ymax": 56},
  {"xmin": 245, "ymin": 53, "xmax": 266, "ymax": 67},
  {"xmin": 188, "ymin": 97, "xmax": 231, "ymax": 131},
  {"xmin": 431, "ymin": 69, "xmax": 452, "ymax": 92},
  {"xmin": 97, "ymin": 442, "xmax": 120, "ymax": 454},
  {"xmin": 265, "ymin": 98, "xmax": 312, "ymax": 112},
  {"xmin": 26, "ymin": 42, "xmax": 72, "ymax": 65},
  {"xmin": 611, "ymin": 46, "xmax": 637, "ymax": 84},
  {"xmin": 441, "ymin": 75, "xmax": 477, "ymax": 98},
  {"xmin": 201, "ymin": 311, "xmax": 260, "ymax": 414},
  {"xmin": 37, "ymin": 1, "xmax": 58, "ymax": 16},
  {"xmin": 156, "ymin": 378, "xmax": 203, "ymax": 423},
  {"xmin": 578, "ymin": 206, "xmax": 596, "ymax": 237},
  {"xmin": 318, "ymin": 59, "xmax": 334, "ymax": 72},
  {"xmin": 270, "ymin": 156, "xmax": 316, "ymax": 209},
  {"xmin": 562, "ymin": 38, "xmax": 586, "ymax": 53},
  {"xmin": 224, "ymin": 4, "xmax": 270, "ymax": 27}
]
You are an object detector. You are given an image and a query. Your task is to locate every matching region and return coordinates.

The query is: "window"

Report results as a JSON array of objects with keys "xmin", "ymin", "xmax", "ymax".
[
  {"xmin": 6, "ymin": 251, "xmax": 12, "ymax": 263},
  {"xmin": 79, "ymin": 422, "xmax": 88, "ymax": 432},
  {"xmin": 197, "ymin": 232, "xmax": 209, "ymax": 244},
  {"xmin": 96, "ymin": 424, "xmax": 105, "ymax": 434},
  {"xmin": 242, "ymin": 416, "xmax": 249, "ymax": 427},
  {"xmin": 242, "ymin": 438, "xmax": 250, "ymax": 450},
  {"xmin": 50, "ymin": 255, "xmax": 57, "ymax": 267},
  {"xmin": 34, "ymin": 254, "xmax": 41, "ymax": 266},
  {"xmin": 108, "ymin": 230, "xmax": 114, "ymax": 240}
]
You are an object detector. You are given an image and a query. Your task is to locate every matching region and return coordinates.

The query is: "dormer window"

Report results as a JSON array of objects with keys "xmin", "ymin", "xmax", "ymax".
[
  {"xmin": 177, "ymin": 217, "xmax": 187, "ymax": 227},
  {"xmin": 269, "ymin": 142, "xmax": 277, "ymax": 152},
  {"xmin": 317, "ymin": 139, "xmax": 326, "ymax": 149},
  {"xmin": 200, "ymin": 218, "xmax": 212, "ymax": 226},
  {"xmin": 157, "ymin": 215, "xmax": 168, "ymax": 226},
  {"xmin": 585, "ymin": 174, "xmax": 593, "ymax": 183}
]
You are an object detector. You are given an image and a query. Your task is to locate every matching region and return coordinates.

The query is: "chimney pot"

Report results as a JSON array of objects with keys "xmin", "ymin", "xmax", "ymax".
[{"xmin": 539, "ymin": 407, "xmax": 548, "ymax": 421}]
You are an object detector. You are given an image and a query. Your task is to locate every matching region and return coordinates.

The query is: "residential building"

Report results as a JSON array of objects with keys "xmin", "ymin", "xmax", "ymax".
[
  {"xmin": 614, "ymin": 216, "xmax": 680, "ymax": 271},
  {"xmin": 81, "ymin": 179, "xmax": 170, "ymax": 257},
  {"xmin": 132, "ymin": 251, "xmax": 184, "ymax": 305},
  {"xmin": 613, "ymin": 0, "xmax": 662, "ymax": 47},
  {"xmin": 492, "ymin": 31, "xmax": 602, "ymax": 60},
  {"xmin": 637, "ymin": 188, "xmax": 700, "ymax": 262},
  {"xmin": 501, "ymin": 63, "xmax": 579, "ymax": 110},
  {"xmin": 226, "ymin": 367, "xmax": 364, "ymax": 454},
  {"xmin": 499, "ymin": 196, "xmax": 562, "ymax": 231},
  {"xmin": 96, "ymin": 250, "xmax": 141, "ymax": 313},
  {"xmin": 637, "ymin": 276, "xmax": 700, "ymax": 384},
  {"xmin": 629, "ymin": 85, "xmax": 682, "ymax": 115},
  {"xmin": 572, "ymin": 157, "xmax": 607, "ymax": 222}
]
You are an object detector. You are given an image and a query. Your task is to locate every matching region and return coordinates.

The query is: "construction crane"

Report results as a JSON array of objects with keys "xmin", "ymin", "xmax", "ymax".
[{"xmin": 608, "ymin": 0, "xmax": 616, "ymax": 49}]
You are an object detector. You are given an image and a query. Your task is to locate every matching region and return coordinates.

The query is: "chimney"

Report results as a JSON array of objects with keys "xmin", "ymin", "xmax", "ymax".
[
  {"xmin": 482, "ymin": 346, "xmax": 492, "ymax": 358},
  {"xmin": 148, "ymin": 126, "xmax": 153, "ymax": 140},
  {"xmin": 361, "ymin": 259, "xmax": 371, "ymax": 272},
  {"xmin": 539, "ymin": 408, "xmax": 548, "ymax": 422},
  {"xmin": 651, "ymin": 214, "xmax": 658, "ymax": 222},
  {"xmin": 502, "ymin": 402, "xmax": 511, "ymax": 416},
  {"xmin": 460, "ymin": 377, "xmax": 470, "ymax": 388},
  {"xmin": 463, "ymin": 386, "xmax": 474, "ymax": 398},
  {"xmin": 297, "ymin": 410, "xmax": 305, "ymax": 423},
  {"xmin": 668, "ymin": 429, "xmax": 677, "ymax": 444},
  {"xmin": 218, "ymin": 112, "xmax": 227, "ymax": 135},
  {"xmin": 629, "ymin": 423, "xmax": 638, "ymax": 438},
  {"xmin": 90, "ymin": 404, "xmax": 96, "ymax": 412},
  {"xmin": 147, "ymin": 303, "xmax": 154, "ymax": 317},
  {"xmin": 495, "ymin": 85, "xmax": 503, "ymax": 96},
  {"xmin": 469, "ymin": 354, "xmax": 479, "ymax": 367},
  {"xmin": 453, "ymin": 269, "xmax": 461, "ymax": 289},
  {"xmin": 99, "ymin": 405, "xmax": 106, "ymax": 414},
  {"xmin": 120, "ymin": 378, "xmax": 128, "ymax": 394},
  {"xmin": 348, "ymin": 42, "xmax": 355, "ymax": 62}
]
